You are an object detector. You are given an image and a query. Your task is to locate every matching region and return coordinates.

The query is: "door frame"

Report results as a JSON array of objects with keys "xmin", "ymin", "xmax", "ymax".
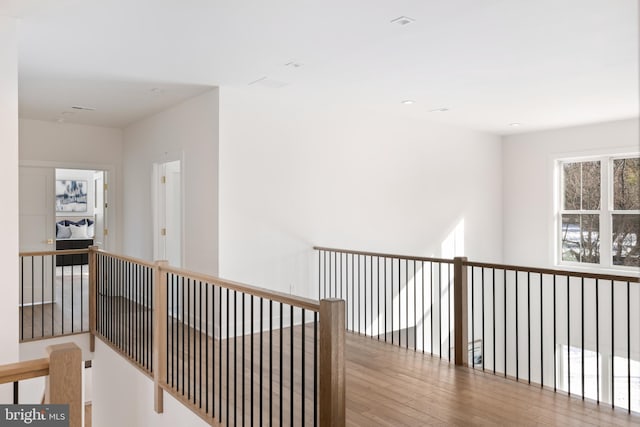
[
  {"xmin": 152, "ymin": 154, "xmax": 184, "ymax": 267},
  {"xmin": 20, "ymin": 160, "xmax": 118, "ymax": 252}
]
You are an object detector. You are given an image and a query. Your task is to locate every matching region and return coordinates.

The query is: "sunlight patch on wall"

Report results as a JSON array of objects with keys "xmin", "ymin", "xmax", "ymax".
[{"xmin": 442, "ymin": 218, "xmax": 465, "ymax": 258}]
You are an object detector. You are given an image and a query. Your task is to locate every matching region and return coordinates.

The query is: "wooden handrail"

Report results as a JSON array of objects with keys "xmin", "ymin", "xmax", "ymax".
[
  {"xmin": 0, "ymin": 358, "xmax": 49, "ymax": 384},
  {"xmin": 160, "ymin": 264, "xmax": 321, "ymax": 312},
  {"xmin": 19, "ymin": 248, "xmax": 88, "ymax": 257},
  {"xmin": 314, "ymin": 246, "xmax": 638, "ymax": 282},
  {"xmin": 463, "ymin": 260, "xmax": 640, "ymax": 283},
  {"xmin": 89, "ymin": 248, "xmax": 320, "ymax": 311},
  {"xmin": 92, "ymin": 248, "xmax": 156, "ymax": 269},
  {"xmin": 313, "ymin": 246, "xmax": 455, "ymax": 264}
]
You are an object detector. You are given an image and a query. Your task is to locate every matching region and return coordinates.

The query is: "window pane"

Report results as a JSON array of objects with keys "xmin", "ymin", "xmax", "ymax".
[
  {"xmin": 562, "ymin": 161, "xmax": 601, "ymax": 210},
  {"xmin": 562, "ymin": 214, "xmax": 600, "ymax": 263},
  {"xmin": 612, "ymin": 214, "xmax": 640, "ymax": 266},
  {"xmin": 563, "ymin": 163, "xmax": 581, "ymax": 210},
  {"xmin": 580, "ymin": 214, "xmax": 599, "ymax": 263},
  {"xmin": 613, "ymin": 158, "xmax": 640, "ymax": 210},
  {"xmin": 581, "ymin": 161, "xmax": 601, "ymax": 210},
  {"xmin": 562, "ymin": 214, "xmax": 580, "ymax": 261}
]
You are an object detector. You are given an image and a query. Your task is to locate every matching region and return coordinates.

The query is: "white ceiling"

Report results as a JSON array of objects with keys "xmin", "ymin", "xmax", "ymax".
[{"xmin": 3, "ymin": 0, "xmax": 638, "ymax": 133}]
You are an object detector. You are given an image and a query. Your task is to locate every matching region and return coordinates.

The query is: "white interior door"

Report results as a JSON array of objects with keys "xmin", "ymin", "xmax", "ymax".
[
  {"xmin": 154, "ymin": 161, "xmax": 182, "ymax": 267},
  {"xmin": 19, "ymin": 166, "xmax": 55, "ymax": 251},
  {"xmin": 19, "ymin": 166, "xmax": 56, "ymax": 305}
]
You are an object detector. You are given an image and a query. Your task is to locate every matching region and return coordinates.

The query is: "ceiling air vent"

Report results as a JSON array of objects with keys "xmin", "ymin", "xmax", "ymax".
[
  {"xmin": 71, "ymin": 105, "xmax": 96, "ymax": 111},
  {"xmin": 248, "ymin": 77, "xmax": 289, "ymax": 89},
  {"xmin": 390, "ymin": 16, "xmax": 415, "ymax": 26}
]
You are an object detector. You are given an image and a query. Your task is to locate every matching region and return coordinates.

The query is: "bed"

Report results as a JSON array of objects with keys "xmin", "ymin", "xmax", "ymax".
[{"xmin": 55, "ymin": 217, "xmax": 95, "ymax": 266}]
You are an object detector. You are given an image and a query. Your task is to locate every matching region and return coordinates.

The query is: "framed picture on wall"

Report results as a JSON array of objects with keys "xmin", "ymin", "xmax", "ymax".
[{"xmin": 56, "ymin": 180, "xmax": 88, "ymax": 212}]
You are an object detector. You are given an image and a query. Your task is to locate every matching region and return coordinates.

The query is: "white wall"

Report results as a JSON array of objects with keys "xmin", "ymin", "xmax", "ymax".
[
  {"xmin": 502, "ymin": 118, "xmax": 640, "ymax": 269},
  {"xmin": 219, "ymin": 87, "xmax": 503, "ymax": 299},
  {"xmin": 92, "ymin": 340, "xmax": 208, "ymax": 427},
  {"xmin": 0, "ymin": 17, "xmax": 20, "ymax": 383},
  {"xmin": 19, "ymin": 119, "xmax": 124, "ymax": 252},
  {"xmin": 19, "ymin": 334, "xmax": 93, "ymax": 362},
  {"xmin": 122, "ymin": 89, "xmax": 219, "ymax": 275}
]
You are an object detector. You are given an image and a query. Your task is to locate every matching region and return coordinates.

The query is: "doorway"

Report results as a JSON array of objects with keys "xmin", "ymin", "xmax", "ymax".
[{"xmin": 54, "ymin": 168, "xmax": 109, "ymax": 250}]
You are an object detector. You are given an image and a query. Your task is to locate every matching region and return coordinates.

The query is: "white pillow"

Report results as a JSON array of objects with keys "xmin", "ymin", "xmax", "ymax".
[
  {"xmin": 70, "ymin": 223, "xmax": 88, "ymax": 239},
  {"xmin": 87, "ymin": 224, "xmax": 95, "ymax": 238},
  {"xmin": 56, "ymin": 223, "xmax": 71, "ymax": 239}
]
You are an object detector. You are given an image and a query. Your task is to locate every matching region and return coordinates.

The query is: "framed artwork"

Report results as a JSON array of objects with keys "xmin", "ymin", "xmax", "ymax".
[{"xmin": 56, "ymin": 180, "xmax": 88, "ymax": 212}]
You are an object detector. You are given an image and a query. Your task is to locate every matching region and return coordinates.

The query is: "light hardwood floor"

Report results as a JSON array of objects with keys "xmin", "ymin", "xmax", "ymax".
[
  {"xmin": 27, "ymin": 276, "xmax": 640, "ymax": 427},
  {"xmin": 20, "ymin": 269, "xmax": 90, "ymax": 341},
  {"xmin": 345, "ymin": 332, "xmax": 639, "ymax": 426},
  {"xmin": 101, "ymin": 309, "xmax": 639, "ymax": 426}
]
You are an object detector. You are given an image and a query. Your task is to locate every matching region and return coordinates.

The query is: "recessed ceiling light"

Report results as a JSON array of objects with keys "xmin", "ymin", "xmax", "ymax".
[
  {"xmin": 71, "ymin": 105, "xmax": 96, "ymax": 111},
  {"xmin": 509, "ymin": 122, "xmax": 522, "ymax": 127},
  {"xmin": 429, "ymin": 107, "xmax": 449, "ymax": 113},
  {"xmin": 390, "ymin": 16, "xmax": 415, "ymax": 26},
  {"xmin": 401, "ymin": 100, "xmax": 416, "ymax": 105}
]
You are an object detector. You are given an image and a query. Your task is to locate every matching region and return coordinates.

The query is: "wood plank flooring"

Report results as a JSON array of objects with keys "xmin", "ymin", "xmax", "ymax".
[
  {"xmin": 162, "ymin": 318, "xmax": 317, "ymax": 426},
  {"xmin": 346, "ymin": 332, "xmax": 639, "ymax": 426},
  {"xmin": 91, "ymin": 284, "xmax": 640, "ymax": 426},
  {"xmin": 102, "ymin": 310, "xmax": 640, "ymax": 426},
  {"xmin": 20, "ymin": 268, "xmax": 90, "ymax": 341}
]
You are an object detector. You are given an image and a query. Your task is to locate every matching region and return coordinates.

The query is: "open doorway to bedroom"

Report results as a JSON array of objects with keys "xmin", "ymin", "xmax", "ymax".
[
  {"xmin": 54, "ymin": 168, "xmax": 108, "ymax": 252},
  {"xmin": 18, "ymin": 165, "xmax": 111, "ymax": 341}
]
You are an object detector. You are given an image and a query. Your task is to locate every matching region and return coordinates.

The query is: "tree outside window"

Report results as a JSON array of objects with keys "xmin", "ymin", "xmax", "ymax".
[{"xmin": 612, "ymin": 158, "xmax": 639, "ymax": 266}]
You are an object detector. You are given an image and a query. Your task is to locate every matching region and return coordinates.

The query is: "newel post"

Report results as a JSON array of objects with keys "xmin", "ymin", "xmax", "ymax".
[
  {"xmin": 319, "ymin": 298, "xmax": 345, "ymax": 427},
  {"xmin": 88, "ymin": 246, "xmax": 98, "ymax": 352},
  {"xmin": 45, "ymin": 343, "xmax": 82, "ymax": 427},
  {"xmin": 153, "ymin": 260, "xmax": 168, "ymax": 413},
  {"xmin": 454, "ymin": 257, "xmax": 468, "ymax": 366}
]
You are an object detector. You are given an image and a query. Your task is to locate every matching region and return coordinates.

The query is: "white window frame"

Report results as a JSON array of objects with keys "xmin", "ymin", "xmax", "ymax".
[{"xmin": 556, "ymin": 153, "xmax": 640, "ymax": 271}]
